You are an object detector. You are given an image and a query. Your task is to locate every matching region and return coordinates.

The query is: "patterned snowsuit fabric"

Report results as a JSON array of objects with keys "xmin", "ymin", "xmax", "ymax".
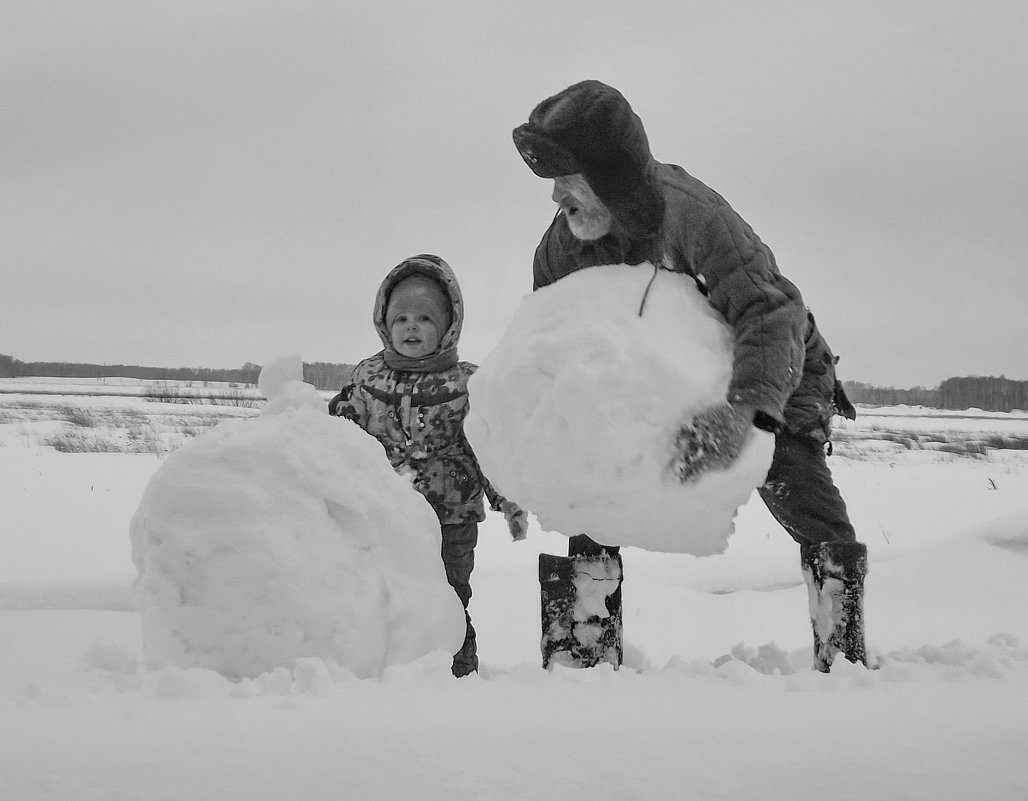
[
  {"xmin": 334, "ymin": 354, "xmax": 496, "ymax": 524},
  {"xmin": 332, "ymin": 256, "xmax": 501, "ymax": 525},
  {"xmin": 331, "ymin": 255, "xmax": 501, "ymax": 673}
]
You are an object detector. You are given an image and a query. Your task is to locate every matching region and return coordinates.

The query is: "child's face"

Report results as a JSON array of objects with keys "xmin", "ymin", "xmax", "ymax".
[{"xmin": 390, "ymin": 312, "xmax": 442, "ymax": 358}]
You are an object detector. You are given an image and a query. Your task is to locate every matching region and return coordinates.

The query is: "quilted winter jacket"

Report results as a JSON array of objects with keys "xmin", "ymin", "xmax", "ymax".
[
  {"xmin": 533, "ymin": 162, "xmax": 855, "ymax": 442},
  {"xmin": 330, "ymin": 257, "xmax": 500, "ymax": 524}
]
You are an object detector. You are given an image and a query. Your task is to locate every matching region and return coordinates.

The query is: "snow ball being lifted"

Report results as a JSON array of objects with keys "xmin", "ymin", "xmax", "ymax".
[
  {"xmin": 130, "ymin": 355, "xmax": 467, "ymax": 679},
  {"xmin": 465, "ymin": 264, "xmax": 775, "ymax": 555}
]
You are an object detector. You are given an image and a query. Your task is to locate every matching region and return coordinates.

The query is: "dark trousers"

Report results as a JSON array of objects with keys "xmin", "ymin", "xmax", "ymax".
[
  {"xmin": 757, "ymin": 431, "xmax": 856, "ymax": 545},
  {"xmin": 441, "ymin": 522, "xmax": 478, "ymax": 668}
]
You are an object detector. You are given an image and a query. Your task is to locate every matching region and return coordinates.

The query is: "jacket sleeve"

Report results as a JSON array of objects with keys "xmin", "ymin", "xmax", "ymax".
[
  {"xmin": 481, "ymin": 474, "xmax": 506, "ymax": 512},
  {"xmin": 471, "ymin": 452, "xmax": 513, "ymax": 514},
  {"xmin": 461, "ymin": 364, "xmax": 511, "ymax": 513},
  {"xmin": 333, "ymin": 383, "xmax": 370, "ymax": 429},
  {"xmin": 327, "ymin": 384, "xmax": 354, "ymax": 416},
  {"xmin": 693, "ymin": 203, "xmax": 807, "ymax": 425},
  {"xmin": 464, "ymin": 423, "xmax": 513, "ymax": 513}
]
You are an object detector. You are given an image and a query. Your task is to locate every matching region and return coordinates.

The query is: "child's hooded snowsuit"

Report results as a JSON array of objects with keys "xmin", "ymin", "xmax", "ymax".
[{"xmin": 330, "ymin": 254, "xmax": 501, "ymax": 524}]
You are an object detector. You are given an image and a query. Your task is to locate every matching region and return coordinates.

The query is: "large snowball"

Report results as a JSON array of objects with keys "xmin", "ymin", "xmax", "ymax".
[
  {"xmin": 130, "ymin": 356, "xmax": 466, "ymax": 679},
  {"xmin": 465, "ymin": 264, "xmax": 775, "ymax": 555}
]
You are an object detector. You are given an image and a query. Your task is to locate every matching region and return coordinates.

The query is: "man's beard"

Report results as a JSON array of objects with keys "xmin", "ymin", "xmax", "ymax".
[{"xmin": 564, "ymin": 205, "xmax": 613, "ymax": 241}]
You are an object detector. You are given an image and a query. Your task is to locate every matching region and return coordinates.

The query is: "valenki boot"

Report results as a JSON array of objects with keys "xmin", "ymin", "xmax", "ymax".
[
  {"xmin": 539, "ymin": 551, "xmax": 623, "ymax": 669},
  {"xmin": 800, "ymin": 541, "xmax": 868, "ymax": 672}
]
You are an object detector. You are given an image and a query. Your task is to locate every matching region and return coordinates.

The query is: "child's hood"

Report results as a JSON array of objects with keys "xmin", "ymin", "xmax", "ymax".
[{"xmin": 373, "ymin": 254, "xmax": 464, "ymax": 352}]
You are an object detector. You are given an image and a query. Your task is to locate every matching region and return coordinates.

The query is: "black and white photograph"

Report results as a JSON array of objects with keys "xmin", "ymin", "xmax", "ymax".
[{"xmin": 2, "ymin": 2, "xmax": 1026, "ymax": 799}]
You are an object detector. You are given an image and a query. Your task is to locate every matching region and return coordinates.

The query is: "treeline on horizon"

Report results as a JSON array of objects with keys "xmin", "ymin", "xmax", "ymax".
[
  {"xmin": 2, "ymin": 354, "xmax": 1026, "ymax": 412},
  {"xmin": 0, "ymin": 354, "xmax": 355, "ymax": 392},
  {"xmin": 842, "ymin": 377, "xmax": 1028, "ymax": 413}
]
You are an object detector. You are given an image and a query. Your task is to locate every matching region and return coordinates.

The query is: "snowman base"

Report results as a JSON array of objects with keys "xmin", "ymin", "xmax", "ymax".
[{"xmin": 539, "ymin": 552, "xmax": 623, "ymax": 670}]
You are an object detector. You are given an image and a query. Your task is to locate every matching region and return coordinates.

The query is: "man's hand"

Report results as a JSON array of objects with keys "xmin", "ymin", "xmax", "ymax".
[
  {"xmin": 669, "ymin": 402, "xmax": 753, "ymax": 483},
  {"xmin": 498, "ymin": 499, "xmax": 529, "ymax": 541}
]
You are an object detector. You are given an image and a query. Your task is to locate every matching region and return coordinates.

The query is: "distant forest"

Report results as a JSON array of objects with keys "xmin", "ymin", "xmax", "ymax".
[
  {"xmin": 2, "ymin": 354, "xmax": 1025, "ymax": 411},
  {"xmin": 0, "ymin": 354, "xmax": 355, "ymax": 392},
  {"xmin": 842, "ymin": 376, "xmax": 1027, "ymax": 413}
]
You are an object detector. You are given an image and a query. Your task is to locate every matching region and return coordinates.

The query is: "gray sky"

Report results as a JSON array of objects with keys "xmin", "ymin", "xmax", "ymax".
[{"xmin": 3, "ymin": 0, "xmax": 1026, "ymax": 389}]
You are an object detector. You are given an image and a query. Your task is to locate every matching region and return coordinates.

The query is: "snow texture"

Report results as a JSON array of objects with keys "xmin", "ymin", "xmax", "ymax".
[
  {"xmin": 465, "ymin": 264, "xmax": 776, "ymax": 554},
  {"xmin": 4, "ymin": 390, "xmax": 1028, "ymax": 801},
  {"xmin": 573, "ymin": 558, "xmax": 621, "ymax": 622},
  {"xmin": 129, "ymin": 356, "xmax": 466, "ymax": 679}
]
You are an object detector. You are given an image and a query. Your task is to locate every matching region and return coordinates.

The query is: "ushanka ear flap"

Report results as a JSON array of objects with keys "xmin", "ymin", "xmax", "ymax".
[
  {"xmin": 584, "ymin": 158, "xmax": 665, "ymax": 240},
  {"xmin": 512, "ymin": 125, "xmax": 582, "ymax": 178}
]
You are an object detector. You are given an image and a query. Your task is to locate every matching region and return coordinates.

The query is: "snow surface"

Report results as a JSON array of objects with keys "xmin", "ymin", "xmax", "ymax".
[
  {"xmin": 2, "ymin": 385, "xmax": 1028, "ymax": 800},
  {"xmin": 130, "ymin": 357, "xmax": 466, "ymax": 678},
  {"xmin": 466, "ymin": 264, "xmax": 775, "ymax": 554}
]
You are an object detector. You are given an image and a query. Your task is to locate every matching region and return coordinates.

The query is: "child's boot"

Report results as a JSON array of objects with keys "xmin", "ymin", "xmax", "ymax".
[
  {"xmin": 800, "ymin": 540, "xmax": 868, "ymax": 672},
  {"xmin": 451, "ymin": 615, "xmax": 478, "ymax": 677}
]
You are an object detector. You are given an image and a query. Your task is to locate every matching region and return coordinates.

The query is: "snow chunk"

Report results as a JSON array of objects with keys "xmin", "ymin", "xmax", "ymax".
[
  {"xmin": 466, "ymin": 264, "xmax": 775, "ymax": 554},
  {"xmin": 130, "ymin": 362, "xmax": 466, "ymax": 679},
  {"xmin": 572, "ymin": 559, "xmax": 621, "ymax": 621},
  {"xmin": 258, "ymin": 354, "xmax": 325, "ymax": 415}
]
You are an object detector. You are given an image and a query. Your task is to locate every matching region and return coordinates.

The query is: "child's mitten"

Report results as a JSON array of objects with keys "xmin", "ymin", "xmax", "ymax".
[{"xmin": 498, "ymin": 499, "xmax": 529, "ymax": 541}]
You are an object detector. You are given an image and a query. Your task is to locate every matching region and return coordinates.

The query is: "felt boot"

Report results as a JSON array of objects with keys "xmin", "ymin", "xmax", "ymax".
[
  {"xmin": 539, "ymin": 551, "xmax": 622, "ymax": 669},
  {"xmin": 800, "ymin": 540, "xmax": 868, "ymax": 672}
]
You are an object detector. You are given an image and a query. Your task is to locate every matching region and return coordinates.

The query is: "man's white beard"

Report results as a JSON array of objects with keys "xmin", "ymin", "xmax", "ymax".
[{"xmin": 565, "ymin": 206, "xmax": 613, "ymax": 241}]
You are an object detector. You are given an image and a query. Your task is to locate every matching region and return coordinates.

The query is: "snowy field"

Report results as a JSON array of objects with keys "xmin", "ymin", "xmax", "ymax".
[{"xmin": 2, "ymin": 380, "xmax": 1027, "ymax": 800}]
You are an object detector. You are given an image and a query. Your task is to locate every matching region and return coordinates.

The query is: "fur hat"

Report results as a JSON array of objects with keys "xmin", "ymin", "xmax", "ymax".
[
  {"xmin": 512, "ymin": 80, "xmax": 664, "ymax": 239},
  {"xmin": 386, "ymin": 274, "xmax": 451, "ymax": 334}
]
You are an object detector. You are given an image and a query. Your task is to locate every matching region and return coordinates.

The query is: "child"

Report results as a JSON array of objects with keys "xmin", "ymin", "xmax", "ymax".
[{"xmin": 329, "ymin": 254, "xmax": 526, "ymax": 677}]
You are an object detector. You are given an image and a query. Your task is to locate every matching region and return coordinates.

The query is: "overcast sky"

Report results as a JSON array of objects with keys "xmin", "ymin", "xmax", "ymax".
[{"xmin": 3, "ymin": 0, "xmax": 1025, "ymax": 388}]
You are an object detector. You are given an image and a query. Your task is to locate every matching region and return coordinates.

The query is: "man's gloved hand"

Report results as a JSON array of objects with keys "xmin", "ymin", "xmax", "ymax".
[
  {"xmin": 669, "ymin": 402, "xmax": 753, "ymax": 483},
  {"xmin": 498, "ymin": 499, "xmax": 529, "ymax": 541}
]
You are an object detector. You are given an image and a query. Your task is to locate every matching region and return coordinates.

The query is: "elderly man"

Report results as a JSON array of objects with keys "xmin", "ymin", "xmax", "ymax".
[{"xmin": 514, "ymin": 80, "xmax": 867, "ymax": 672}]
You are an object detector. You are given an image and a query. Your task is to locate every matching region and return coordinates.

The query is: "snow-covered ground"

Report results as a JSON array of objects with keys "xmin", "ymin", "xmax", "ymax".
[{"xmin": 2, "ymin": 384, "xmax": 1027, "ymax": 800}]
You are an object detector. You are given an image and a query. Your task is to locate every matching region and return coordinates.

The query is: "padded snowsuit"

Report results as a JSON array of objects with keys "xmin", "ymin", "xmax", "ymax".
[{"xmin": 330, "ymin": 255, "xmax": 503, "ymax": 675}]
